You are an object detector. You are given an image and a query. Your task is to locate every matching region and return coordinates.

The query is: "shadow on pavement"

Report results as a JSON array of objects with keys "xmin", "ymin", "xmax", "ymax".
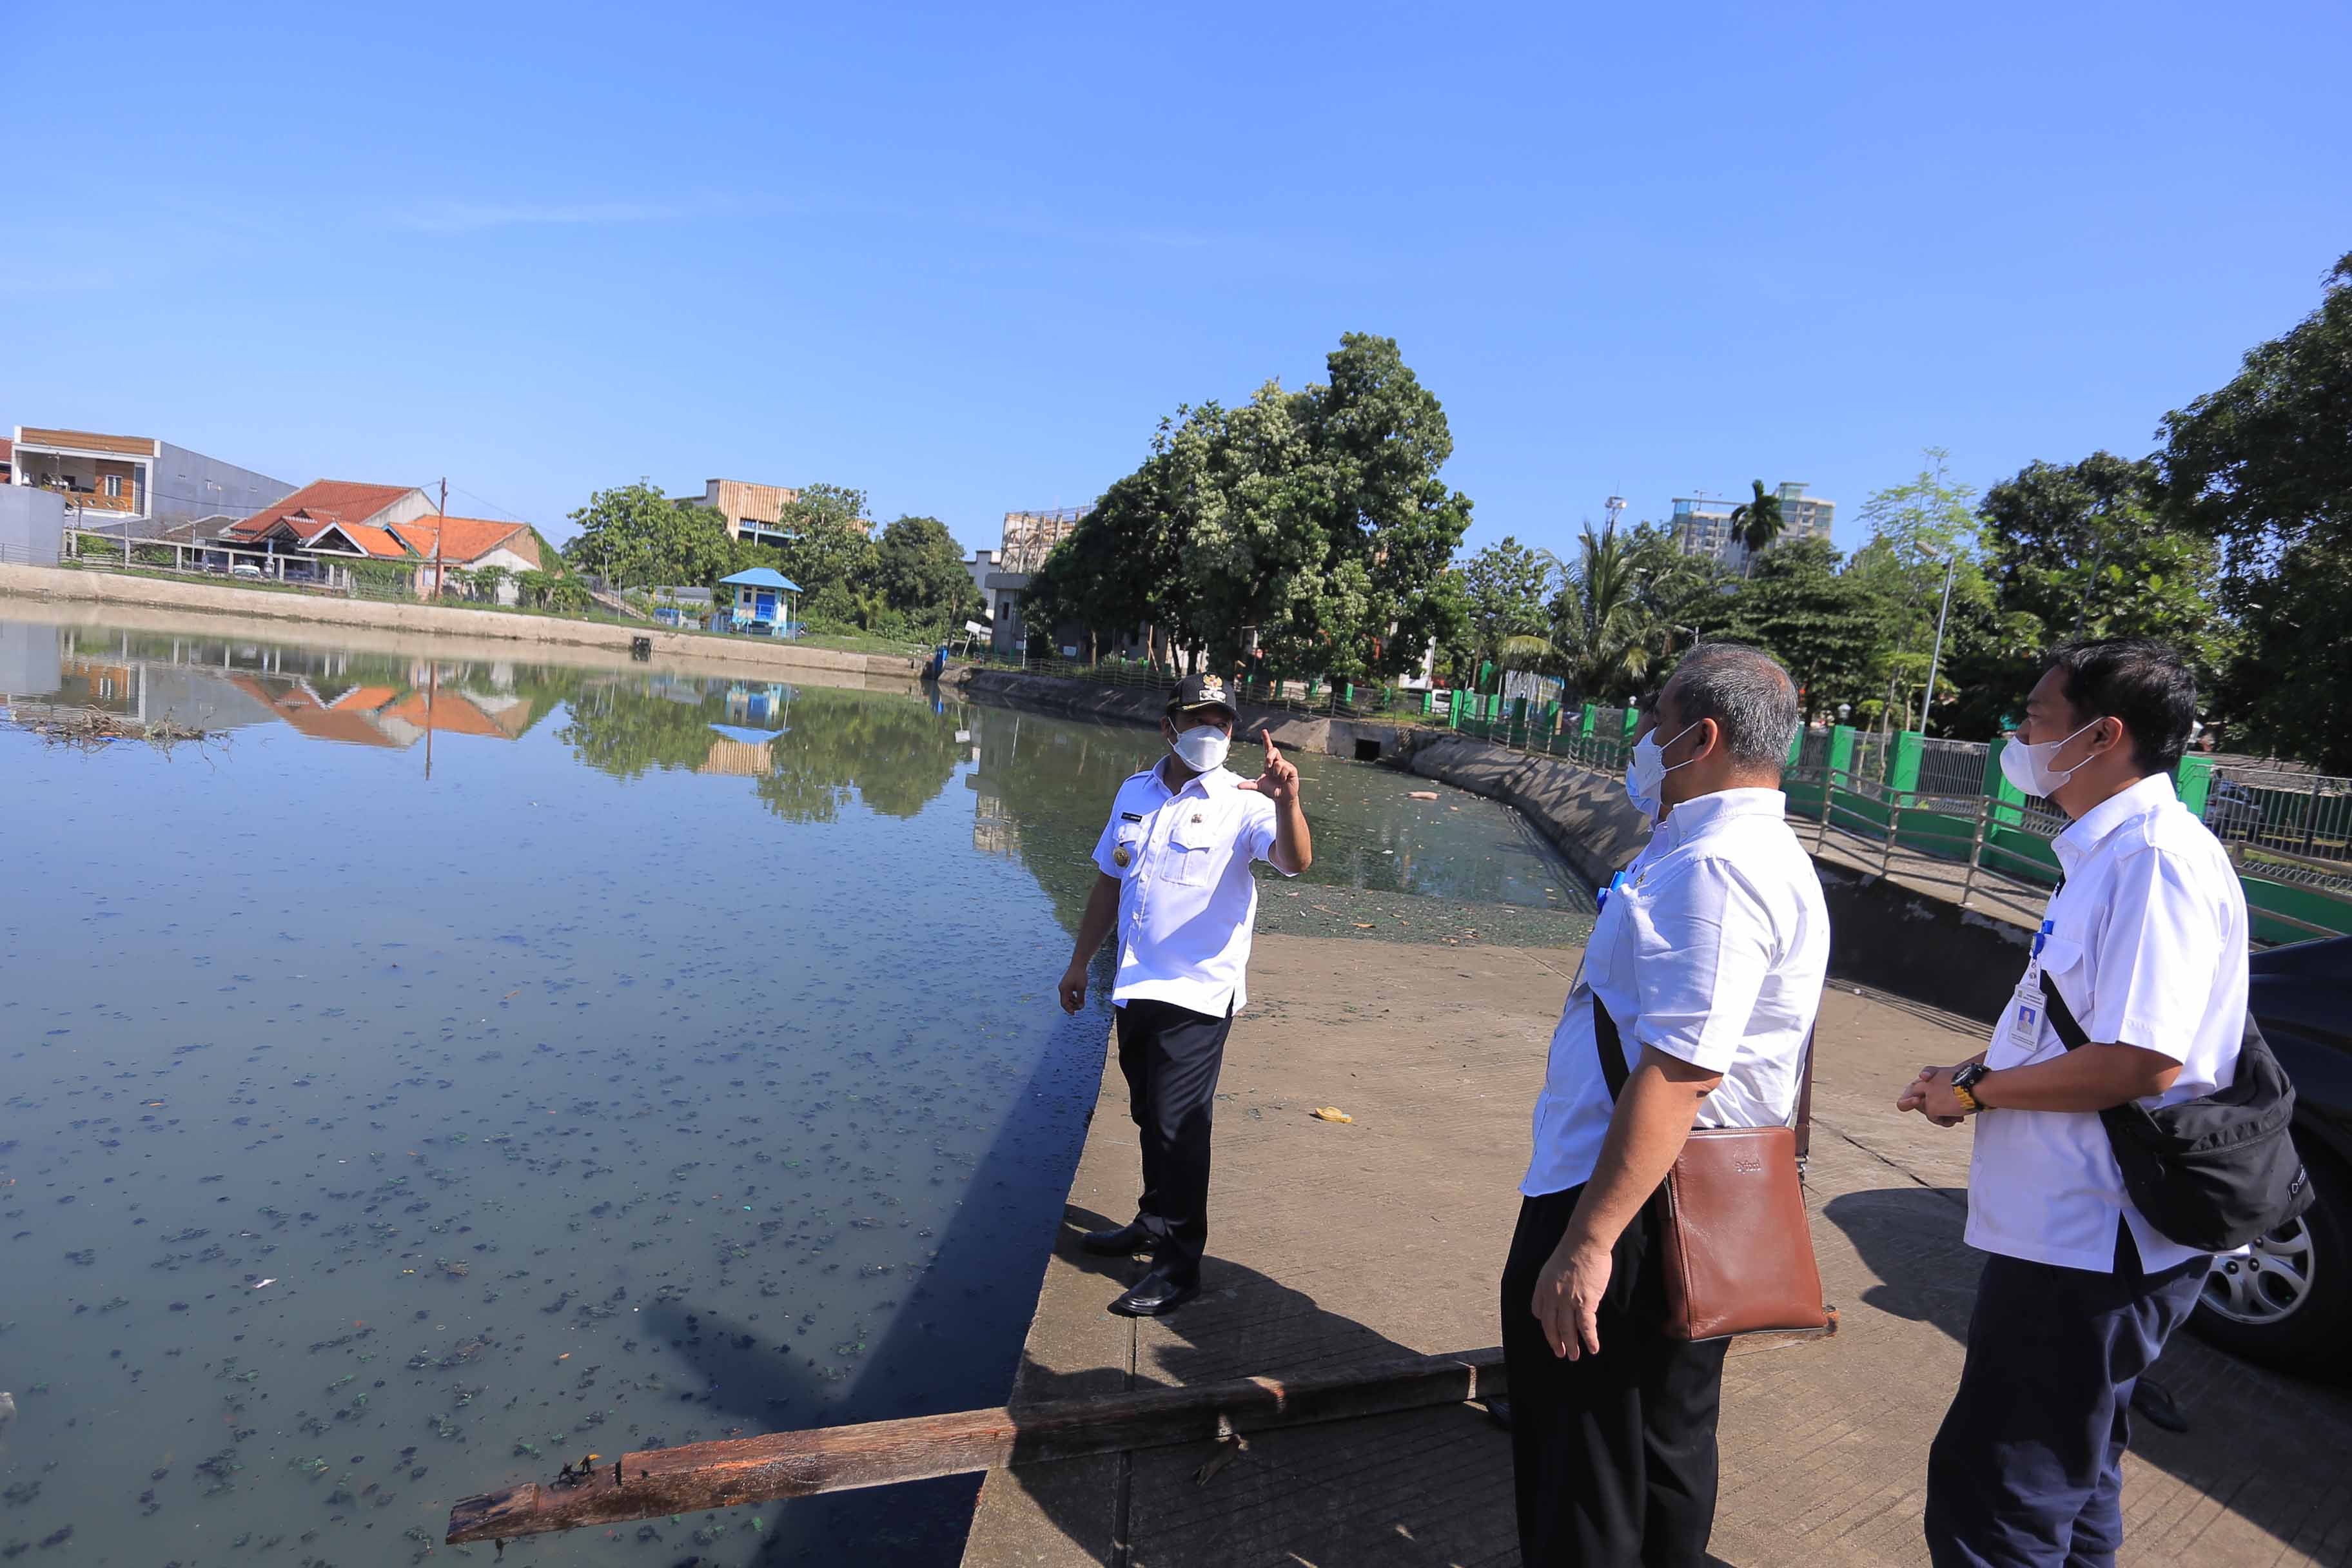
[
  {"xmin": 1824, "ymin": 1183, "xmax": 2352, "ymax": 1565},
  {"xmin": 996, "ymin": 1202, "xmax": 1520, "ymax": 1567}
]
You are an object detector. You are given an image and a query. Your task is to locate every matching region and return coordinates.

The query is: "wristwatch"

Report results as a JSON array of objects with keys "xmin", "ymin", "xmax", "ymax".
[{"xmin": 1950, "ymin": 1061, "xmax": 1990, "ymax": 1114}]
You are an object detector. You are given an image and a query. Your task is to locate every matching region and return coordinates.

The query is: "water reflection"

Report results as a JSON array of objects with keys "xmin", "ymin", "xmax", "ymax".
[{"xmin": 0, "ymin": 611, "xmax": 1584, "ymax": 1568}]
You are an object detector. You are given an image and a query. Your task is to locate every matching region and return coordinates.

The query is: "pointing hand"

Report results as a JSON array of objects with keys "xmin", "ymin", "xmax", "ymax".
[{"xmin": 1237, "ymin": 734, "xmax": 1300, "ymax": 805}]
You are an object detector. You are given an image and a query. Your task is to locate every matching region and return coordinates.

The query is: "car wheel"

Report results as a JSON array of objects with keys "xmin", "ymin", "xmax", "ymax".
[{"xmin": 2189, "ymin": 1150, "xmax": 2351, "ymax": 1373}]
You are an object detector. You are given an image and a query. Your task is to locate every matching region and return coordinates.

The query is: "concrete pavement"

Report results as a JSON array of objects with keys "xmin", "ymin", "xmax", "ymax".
[{"xmin": 960, "ymin": 933, "xmax": 2352, "ymax": 1568}]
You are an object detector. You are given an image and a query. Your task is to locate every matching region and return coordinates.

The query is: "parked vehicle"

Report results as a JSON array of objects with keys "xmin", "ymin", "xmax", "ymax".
[
  {"xmin": 2190, "ymin": 934, "xmax": 2352, "ymax": 1371},
  {"xmin": 230, "ymin": 561, "xmax": 262, "ymax": 579},
  {"xmin": 2202, "ymin": 779, "xmax": 2265, "ymax": 841}
]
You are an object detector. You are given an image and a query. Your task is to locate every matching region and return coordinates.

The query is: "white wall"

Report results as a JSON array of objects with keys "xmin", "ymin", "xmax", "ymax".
[{"xmin": 0, "ymin": 485, "xmax": 66, "ymax": 565}]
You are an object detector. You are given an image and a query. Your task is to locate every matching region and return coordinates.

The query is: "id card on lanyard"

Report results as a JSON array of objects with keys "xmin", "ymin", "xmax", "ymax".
[{"xmin": 2001, "ymin": 918, "xmax": 2055, "ymax": 1058}]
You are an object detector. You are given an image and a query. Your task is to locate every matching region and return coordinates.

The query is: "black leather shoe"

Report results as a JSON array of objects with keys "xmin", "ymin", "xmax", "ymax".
[
  {"xmin": 1109, "ymin": 1266, "xmax": 1199, "ymax": 1318},
  {"xmin": 1080, "ymin": 1221, "xmax": 1162, "ymax": 1257}
]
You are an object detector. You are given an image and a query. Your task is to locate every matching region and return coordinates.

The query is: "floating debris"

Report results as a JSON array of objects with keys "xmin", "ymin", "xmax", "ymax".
[{"xmin": 6, "ymin": 705, "xmax": 218, "ymax": 754}]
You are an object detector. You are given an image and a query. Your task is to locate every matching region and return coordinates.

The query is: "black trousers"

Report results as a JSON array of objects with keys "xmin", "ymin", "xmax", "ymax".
[
  {"xmin": 1925, "ymin": 1226, "xmax": 2205, "ymax": 1568},
  {"xmin": 1113, "ymin": 997, "xmax": 1234, "ymax": 1284},
  {"xmin": 1500, "ymin": 1186, "xmax": 1730, "ymax": 1568}
]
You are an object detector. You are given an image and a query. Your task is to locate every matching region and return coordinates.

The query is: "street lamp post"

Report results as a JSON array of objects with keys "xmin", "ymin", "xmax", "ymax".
[{"xmin": 1921, "ymin": 556, "xmax": 1958, "ymax": 736}]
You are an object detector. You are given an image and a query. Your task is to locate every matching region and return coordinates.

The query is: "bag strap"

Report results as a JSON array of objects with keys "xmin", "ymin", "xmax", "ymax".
[
  {"xmin": 2037, "ymin": 971, "xmax": 2089, "ymax": 1052},
  {"xmin": 1590, "ymin": 993, "xmax": 1632, "ymax": 1102},
  {"xmin": 1589, "ymin": 993, "xmax": 1818, "ymax": 1161}
]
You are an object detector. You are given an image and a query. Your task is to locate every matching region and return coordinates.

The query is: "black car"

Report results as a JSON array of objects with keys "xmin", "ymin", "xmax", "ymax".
[{"xmin": 2189, "ymin": 934, "xmax": 2352, "ymax": 1370}]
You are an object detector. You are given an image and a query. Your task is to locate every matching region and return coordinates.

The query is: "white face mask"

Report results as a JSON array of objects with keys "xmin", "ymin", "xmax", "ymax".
[
  {"xmin": 1998, "ymin": 718, "xmax": 2106, "ymax": 798},
  {"xmin": 1169, "ymin": 723, "xmax": 1231, "ymax": 773},
  {"xmin": 1623, "ymin": 721, "xmax": 1701, "ymax": 819}
]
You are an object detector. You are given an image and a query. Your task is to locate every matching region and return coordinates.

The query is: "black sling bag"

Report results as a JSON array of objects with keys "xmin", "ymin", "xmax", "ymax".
[{"xmin": 2037, "ymin": 973, "xmax": 2313, "ymax": 1251}]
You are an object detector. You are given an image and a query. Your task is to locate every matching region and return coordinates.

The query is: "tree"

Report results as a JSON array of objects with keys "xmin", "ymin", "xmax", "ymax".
[
  {"xmin": 1728, "ymin": 480, "xmax": 1786, "ymax": 577},
  {"xmin": 872, "ymin": 514, "xmax": 982, "ymax": 626},
  {"xmin": 1845, "ymin": 449, "xmax": 1992, "ymax": 734},
  {"xmin": 1974, "ymin": 453, "xmax": 2233, "ymax": 716},
  {"xmin": 772, "ymin": 484, "xmax": 877, "ymax": 594},
  {"xmin": 1623, "ymin": 522, "xmax": 1736, "ymax": 658},
  {"xmin": 1030, "ymin": 333, "xmax": 1473, "ymax": 684},
  {"xmin": 563, "ymin": 480, "xmax": 735, "ymax": 589},
  {"xmin": 1719, "ymin": 538, "xmax": 1888, "ymax": 721},
  {"xmin": 1458, "ymin": 536, "xmax": 1556, "ymax": 680},
  {"xmin": 2161, "ymin": 252, "xmax": 2352, "ymax": 770},
  {"xmin": 1501, "ymin": 524, "xmax": 1658, "ymax": 701},
  {"xmin": 470, "ymin": 564, "xmax": 513, "ymax": 605},
  {"xmin": 513, "ymin": 569, "xmax": 556, "ymax": 609}
]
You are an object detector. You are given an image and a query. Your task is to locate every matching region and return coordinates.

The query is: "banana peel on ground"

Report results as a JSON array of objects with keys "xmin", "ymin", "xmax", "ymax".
[{"xmin": 1310, "ymin": 1106, "xmax": 1354, "ymax": 1124}]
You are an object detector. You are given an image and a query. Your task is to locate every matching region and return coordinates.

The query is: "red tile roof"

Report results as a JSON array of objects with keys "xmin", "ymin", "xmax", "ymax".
[
  {"xmin": 228, "ymin": 479, "xmax": 420, "ymax": 540},
  {"xmin": 392, "ymin": 516, "xmax": 542, "ymax": 569},
  {"xmin": 382, "ymin": 691, "xmax": 529, "ymax": 740},
  {"xmin": 306, "ymin": 522, "xmax": 413, "ymax": 560}
]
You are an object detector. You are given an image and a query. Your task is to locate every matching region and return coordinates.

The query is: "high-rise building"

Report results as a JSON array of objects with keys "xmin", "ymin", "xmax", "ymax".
[{"xmin": 1669, "ymin": 482, "xmax": 1834, "ymax": 571}]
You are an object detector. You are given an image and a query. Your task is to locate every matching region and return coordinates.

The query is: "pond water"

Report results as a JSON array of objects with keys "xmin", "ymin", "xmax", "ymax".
[{"xmin": 0, "ymin": 610, "xmax": 1587, "ymax": 1568}]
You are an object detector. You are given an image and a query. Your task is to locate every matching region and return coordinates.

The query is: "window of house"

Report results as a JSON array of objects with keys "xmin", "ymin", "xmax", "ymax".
[{"xmin": 105, "ymin": 475, "xmax": 124, "ymax": 498}]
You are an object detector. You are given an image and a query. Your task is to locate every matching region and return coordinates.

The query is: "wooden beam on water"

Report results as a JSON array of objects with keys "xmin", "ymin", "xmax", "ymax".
[{"xmin": 446, "ymin": 1314, "xmax": 1832, "ymax": 1545}]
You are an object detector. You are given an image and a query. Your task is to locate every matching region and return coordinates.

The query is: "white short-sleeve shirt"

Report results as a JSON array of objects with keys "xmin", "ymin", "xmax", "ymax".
[
  {"xmin": 1091, "ymin": 758, "xmax": 1290, "ymax": 1017},
  {"xmin": 1965, "ymin": 772, "xmax": 2249, "ymax": 1275},
  {"xmin": 1522, "ymin": 788, "xmax": 1830, "ymax": 1197}
]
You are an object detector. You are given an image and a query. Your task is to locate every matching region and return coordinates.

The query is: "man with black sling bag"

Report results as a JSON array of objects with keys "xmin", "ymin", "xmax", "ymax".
[{"xmin": 1899, "ymin": 638, "xmax": 2302, "ymax": 1568}]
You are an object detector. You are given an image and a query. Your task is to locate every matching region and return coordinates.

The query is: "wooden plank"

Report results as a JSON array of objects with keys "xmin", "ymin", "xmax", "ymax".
[
  {"xmin": 447, "ymin": 1346, "xmax": 1507, "ymax": 1544},
  {"xmin": 446, "ymin": 1315, "xmax": 1837, "ymax": 1545},
  {"xmin": 17, "ymin": 427, "xmax": 157, "ymax": 458}
]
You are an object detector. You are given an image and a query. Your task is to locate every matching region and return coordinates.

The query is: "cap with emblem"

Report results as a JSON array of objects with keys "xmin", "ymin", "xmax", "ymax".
[{"xmin": 1166, "ymin": 672, "xmax": 1239, "ymax": 720}]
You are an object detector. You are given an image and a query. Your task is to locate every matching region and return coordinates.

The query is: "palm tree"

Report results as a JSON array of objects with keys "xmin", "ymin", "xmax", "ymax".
[
  {"xmin": 1498, "ymin": 524, "xmax": 1657, "ymax": 700},
  {"xmin": 1728, "ymin": 480, "xmax": 1785, "ymax": 576}
]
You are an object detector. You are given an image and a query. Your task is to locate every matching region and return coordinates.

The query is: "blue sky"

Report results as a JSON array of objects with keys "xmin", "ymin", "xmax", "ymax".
[{"xmin": 5, "ymin": 2, "xmax": 2347, "ymax": 559}]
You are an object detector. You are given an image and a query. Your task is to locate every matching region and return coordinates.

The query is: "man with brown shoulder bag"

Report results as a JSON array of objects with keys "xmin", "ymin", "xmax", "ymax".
[{"xmin": 1505, "ymin": 642, "xmax": 1831, "ymax": 1567}]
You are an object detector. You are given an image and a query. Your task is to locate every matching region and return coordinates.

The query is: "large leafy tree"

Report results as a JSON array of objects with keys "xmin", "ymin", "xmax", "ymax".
[
  {"xmin": 1026, "ymin": 333, "xmax": 1473, "ymax": 683},
  {"xmin": 1720, "ymin": 538, "xmax": 1888, "ymax": 721},
  {"xmin": 872, "ymin": 514, "xmax": 982, "ymax": 625},
  {"xmin": 1844, "ymin": 449, "xmax": 1994, "ymax": 734},
  {"xmin": 772, "ymin": 482, "xmax": 877, "ymax": 593},
  {"xmin": 1974, "ymin": 452, "xmax": 2234, "ymax": 714},
  {"xmin": 564, "ymin": 480, "xmax": 735, "ymax": 589},
  {"xmin": 2161, "ymin": 252, "xmax": 2352, "ymax": 770},
  {"xmin": 1458, "ymin": 536, "xmax": 1556, "ymax": 680}
]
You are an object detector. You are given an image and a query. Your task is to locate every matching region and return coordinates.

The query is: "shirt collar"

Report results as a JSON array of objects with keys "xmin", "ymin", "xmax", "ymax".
[
  {"xmin": 2053, "ymin": 771, "xmax": 2177, "ymax": 871},
  {"xmin": 1152, "ymin": 758, "xmax": 1237, "ymax": 798},
  {"xmin": 1656, "ymin": 786, "xmax": 1788, "ymax": 849}
]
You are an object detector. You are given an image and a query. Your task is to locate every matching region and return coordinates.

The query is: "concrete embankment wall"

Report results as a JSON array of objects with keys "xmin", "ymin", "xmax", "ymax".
[
  {"xmin": 1395, "ymin": 733, "xmax": 2028, "ymax": 1022},
  {"xmin": 952, "ymin": 667, "xmax": 1422, "ymax": 760},
  {"xmin": 0, "ymin": 563, "xmax": 922, "ymax": 683}
]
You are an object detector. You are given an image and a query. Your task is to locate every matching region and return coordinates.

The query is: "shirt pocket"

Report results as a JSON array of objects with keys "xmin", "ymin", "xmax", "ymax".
[{"xmin": 1161, "ymin": 824, "xmax": 1215, "ymax": 886}]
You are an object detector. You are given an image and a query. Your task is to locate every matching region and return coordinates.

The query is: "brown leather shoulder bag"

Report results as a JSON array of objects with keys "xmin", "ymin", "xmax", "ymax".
[{"xmin": 1592, "ymin": 995, "xmax": 1830, "ymax": 1341}]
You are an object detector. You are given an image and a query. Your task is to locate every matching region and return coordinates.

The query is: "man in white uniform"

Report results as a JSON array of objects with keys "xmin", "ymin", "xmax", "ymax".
[
  {"xmin": 1508, "ymin": 643, "xmax": 1828, "ymax": 1567},
  {"xmin": 1900, "ymin": 638, "xmax": 2244, "ymax": 1567},
  {"xmin": 1058, "ymin": 672, "xmax": 1311, "ymax": 1317}
]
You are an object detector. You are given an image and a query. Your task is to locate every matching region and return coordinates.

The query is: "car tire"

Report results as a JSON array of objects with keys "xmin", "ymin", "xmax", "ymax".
[{"xmin": 2188, "ymin": 1148, "xmax": 2351, "ymax": 1374}]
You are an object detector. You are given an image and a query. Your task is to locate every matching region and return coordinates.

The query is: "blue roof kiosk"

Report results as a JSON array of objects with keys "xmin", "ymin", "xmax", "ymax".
[{"xmin": 718, "ymin": 567, "xmax": 802, "ymax": 638}]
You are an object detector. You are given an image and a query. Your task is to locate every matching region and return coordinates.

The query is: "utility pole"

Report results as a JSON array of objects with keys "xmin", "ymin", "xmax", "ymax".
[
  {"xmin": 433, "ymin": 478, "xmax": 448, "ymax": 601},
  {"xmin": 1921, "ymin": 554, "xmax": 1958, "ymax": 736}
]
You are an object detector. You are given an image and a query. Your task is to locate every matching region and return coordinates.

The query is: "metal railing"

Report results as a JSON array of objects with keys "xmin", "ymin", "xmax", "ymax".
[
  {"xmin": 1917, "ymin": 736, "xmax": 1990, "ymax": 796},
  {"xmin": 1791, "ymin": 765, "xmax": 2349, "ymax": 945},
  {"xmin": 2206, "ymin": 764, "xmax": 2351, "ymax": 867}
]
